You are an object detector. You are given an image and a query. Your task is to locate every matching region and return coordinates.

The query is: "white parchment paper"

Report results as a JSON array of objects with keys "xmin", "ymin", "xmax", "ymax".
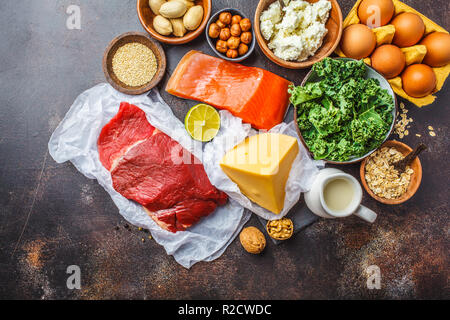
[
  {"xmin": 48, "ymin": 83, "xmax": 250, "ymax": 269},
  {"xmin": 48, "ymin": 83, "xmax": 321, "ymax": 268},
  {"xmin": 204, "ymin": 111, "xmax": 321, "ymax": 221}
]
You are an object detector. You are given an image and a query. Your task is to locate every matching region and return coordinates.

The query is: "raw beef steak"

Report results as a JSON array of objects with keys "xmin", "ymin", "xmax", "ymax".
[{"xmin": 98, "ymin": 102, "xmax": 227, "ymax": 233}]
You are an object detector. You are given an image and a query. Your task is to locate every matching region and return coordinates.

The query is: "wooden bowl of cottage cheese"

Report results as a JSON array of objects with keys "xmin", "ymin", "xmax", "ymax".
[{"xmin": 254, "ymin": 0, "xmax": 343, "ymax": 69}]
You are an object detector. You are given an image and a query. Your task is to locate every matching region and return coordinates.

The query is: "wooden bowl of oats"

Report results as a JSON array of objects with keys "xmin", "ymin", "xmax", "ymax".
[
  {"xmin": 360, "ymin": 140, "xmax": 422, "ymax": 205},
  {"xmin": 103, "ymin": 32, "xmax": 166, "ymax": 95}
]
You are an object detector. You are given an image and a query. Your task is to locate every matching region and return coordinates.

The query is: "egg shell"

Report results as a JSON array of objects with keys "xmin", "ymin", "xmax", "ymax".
[
  {"xmin": 401, "ymin": 64, "xmax": 436, "ymax": 98},
  {"xmin": 371, "ymin": 44, "xmax": 405, "ymax": 79},
  {"xmin": 391, "ymin": 12, "xmax": 425, "ymax": 47},
  {"xmin": 341, "ymin": 24, "xmax": 377, "ymax": 59},
  {"xmin": 358, "ymin": 0, "xmax": 394, "ymax": 28},
  {"xmin": 336, "ymin": 0, "xmax": 450, "ymax": 107},
  {"xmin": 421, "ymin": 32, "xmax": 450, "ymax": 67}
]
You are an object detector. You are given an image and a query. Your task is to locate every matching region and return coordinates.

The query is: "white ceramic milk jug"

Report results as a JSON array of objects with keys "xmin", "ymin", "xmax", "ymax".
[{"xmin": 304, "ymin": 168, "xmax": 377, "ymax": 223}]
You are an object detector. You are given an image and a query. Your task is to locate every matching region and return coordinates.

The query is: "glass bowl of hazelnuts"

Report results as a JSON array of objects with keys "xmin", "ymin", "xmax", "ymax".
[{"xmin": 206, "ymin": 8, "xmax": 255, "ymax": 62}]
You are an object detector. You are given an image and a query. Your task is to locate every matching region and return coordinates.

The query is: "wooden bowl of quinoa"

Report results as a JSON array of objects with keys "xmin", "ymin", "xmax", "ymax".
[{"xmin": 103, "ymin": 32, "xmax": 166, "ymax": 95}]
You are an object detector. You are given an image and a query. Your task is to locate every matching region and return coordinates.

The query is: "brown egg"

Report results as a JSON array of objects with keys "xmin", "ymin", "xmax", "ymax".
[
  {"xmin": 391, "ymin": 12, "xmax": 425, "ymax": 47},
  {"xmin": 371, "ymin": 44, "xmax": 406, "ymax": 79},
  {"xmin": 421, "ymin": 32, "xmax": 450, "ymax": 67},
  {"xmin": 340, "ymin": 24, "xmax": 376, "ymax": 59},
  {"xmin": 402, "ymin": 64, "xmax": 436, "ymax": 98},
  {"xmin": 358, "ymin": 0, "xmax": 394, "ymax": 28}
]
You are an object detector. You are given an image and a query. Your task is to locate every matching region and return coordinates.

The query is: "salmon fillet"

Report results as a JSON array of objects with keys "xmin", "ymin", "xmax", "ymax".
[{"xmin": 166, "ymin": 51, "xmax": 292, "ymax": 130}]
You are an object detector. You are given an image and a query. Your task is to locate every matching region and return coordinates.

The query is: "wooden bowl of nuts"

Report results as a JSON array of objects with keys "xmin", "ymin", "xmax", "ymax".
[
  {"xmin": 266, "ymin": 217, "xmax": 294, "ymax": 241},
  {"xmin": 102, "ymin": 32, "xmax": 166, "ymax": 95},
  {"xmin": 206, "ymin": 8, "xmax": 256, "ymax": 62},
  {"xmin": 360, "ymin": 140, "xmax": 423, "ymax": 205},
  {"xmin": 137, "ymin": 0, "xmax": 211, "ymax": 45}
]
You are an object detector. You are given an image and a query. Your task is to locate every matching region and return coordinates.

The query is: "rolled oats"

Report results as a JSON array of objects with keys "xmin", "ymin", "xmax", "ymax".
[
  {"xmin": 364, "ymin": 147, "xmax": 414, "ymax": 199},
  {"xmin": 394, "ymin": 103, "xmax": 413, "ymax": 139}
]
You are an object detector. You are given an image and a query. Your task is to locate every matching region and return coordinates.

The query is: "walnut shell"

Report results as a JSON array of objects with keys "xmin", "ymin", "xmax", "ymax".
[
  {"xmin": 266, "ymin": 218, "xmax": 294, "ymax": 240},
  {"xmin": 240, "ymin": 227, "xmax": 266, "ymax": 254}
]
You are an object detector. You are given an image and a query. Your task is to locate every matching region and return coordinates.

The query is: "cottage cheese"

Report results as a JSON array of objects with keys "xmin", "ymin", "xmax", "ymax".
[{"xmin": 260, "ymin": 0, "xmax": 332, "ymax": 61}]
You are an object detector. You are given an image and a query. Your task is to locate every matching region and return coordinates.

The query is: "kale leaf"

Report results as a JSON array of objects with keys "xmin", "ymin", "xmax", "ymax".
[{"xmin": 289, "ymin": 58, "xmax": 394, "ymax": 162}]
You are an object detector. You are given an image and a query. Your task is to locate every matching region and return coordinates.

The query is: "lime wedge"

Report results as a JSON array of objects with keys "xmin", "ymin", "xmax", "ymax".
[{"xmin": 184, "ymin": 104, "xmax": 221, "ymax": 142}]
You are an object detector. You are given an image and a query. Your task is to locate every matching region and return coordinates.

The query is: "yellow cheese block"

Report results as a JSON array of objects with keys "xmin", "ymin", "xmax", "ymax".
[{"xmin": 220, "ymin": 133, "xmax": 299, "ymax": 214}]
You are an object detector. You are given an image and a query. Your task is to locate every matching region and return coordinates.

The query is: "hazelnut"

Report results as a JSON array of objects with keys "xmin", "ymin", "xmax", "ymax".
[
  {"xmin": 219, "ymin": 12, "xmax": 232, "ymax": 25},
  {"xmin": 266, "ymin": 218, "xmax": 294, "ymax": 241},
  {"xmin": 227, "ymin": 36, "xmax": 240, "ymax": 49},
  {"xmin": 240, "ymin": 31, "xmax": 252, "ymax": 44},
  {"xmin": 231, "ymin": 15, "xmax": 242, "ymax": 25},
  {"xmin": 240, "ymin": 18, "xmax": 252, "ymax": 32},
  {"xmin": 226, "ymin": 49, "xmax": 238, "ymax": 59},
  {"xmin": 219, "ymin": 28, "xmax": 231, "ymax": 41},
  {"xmin": 216, "ymin": 20, "xmax": 226, "ymax": 29},
  {"xmin": 230, "ymin": 23, "xmax": 241, "ymax": 37},
  {"xmin": 240, "ymin": 227, "xmax": 266, "ymax": 254},
  {"xmin": 216, "ymin": 40, "xmax": 228, "ymax": 53},
  {"xmin": 238, "ymin": 43, "xmax": 248, "ymax": 56},
  {"xmin": 208, "ymin": 23, "xmax": 220, "ymax": 38}
]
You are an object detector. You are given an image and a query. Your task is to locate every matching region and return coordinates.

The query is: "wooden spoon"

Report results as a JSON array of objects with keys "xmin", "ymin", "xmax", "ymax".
[{"xmin": 392, "ymin": 143, "xmax": 427, "ymax": 173}]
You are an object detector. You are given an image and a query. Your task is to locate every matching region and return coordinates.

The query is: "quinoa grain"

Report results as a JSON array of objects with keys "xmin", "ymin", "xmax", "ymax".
[{"xmin": 112, "ymin": 43, "xmax": 157, "ymax": 87}]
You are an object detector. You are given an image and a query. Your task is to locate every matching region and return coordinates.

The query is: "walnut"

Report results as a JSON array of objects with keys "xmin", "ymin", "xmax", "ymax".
[
  {"xmin": 266, "ymin": 218, "xmax": 293, "ymax": 240},
  {"xmin": 240, "ymin": 227, "xmax": 266, "ymax": 254}
]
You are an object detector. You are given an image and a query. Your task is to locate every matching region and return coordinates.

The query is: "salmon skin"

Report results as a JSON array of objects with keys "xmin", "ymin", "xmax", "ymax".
[{"xmin": 166, "ymin": 51, "xmax": 292, "ymax": 130}]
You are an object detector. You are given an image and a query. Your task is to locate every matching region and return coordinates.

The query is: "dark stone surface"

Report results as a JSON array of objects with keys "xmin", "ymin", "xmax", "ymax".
[{"xmin": 0, "ymin": 0, "xmax": 448, "ymax": 299}]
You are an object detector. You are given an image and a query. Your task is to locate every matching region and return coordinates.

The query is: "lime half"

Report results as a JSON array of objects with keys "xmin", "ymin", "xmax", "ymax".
[{"xmin": 184, "ymin": 104, "xmax": 221, "ymax": 142}]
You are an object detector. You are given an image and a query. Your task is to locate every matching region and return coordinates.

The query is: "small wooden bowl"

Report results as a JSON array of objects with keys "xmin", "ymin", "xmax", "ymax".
[
  {"xmin": 254, "ymin": 0, "xmax": 343, "ymax": 69},
  {"xmin": 137, "ymin": 0, "xmax": 211, "ymax": 45},
  {"xmin": 102, "ymin": 32, "xmax": 166, "ymax": 95},
  {"xmin": 360, "ymin": 140, "xmax": 423, "ymax": 205}
]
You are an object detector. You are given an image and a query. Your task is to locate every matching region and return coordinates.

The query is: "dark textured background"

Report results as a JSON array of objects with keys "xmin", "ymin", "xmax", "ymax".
[{"xmin": 0, "ymin": 0, "xmax": 448, "ymax": 299}]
